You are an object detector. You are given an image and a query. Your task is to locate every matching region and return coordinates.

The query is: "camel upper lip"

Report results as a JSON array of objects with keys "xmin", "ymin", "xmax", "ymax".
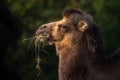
[
  {"xmin": 35, "ymin": 33, "xmax": 49, "ymax": 42},
  {"xmin": 35, "ymin": 34, "xmax": 54, "ymax": 45}
]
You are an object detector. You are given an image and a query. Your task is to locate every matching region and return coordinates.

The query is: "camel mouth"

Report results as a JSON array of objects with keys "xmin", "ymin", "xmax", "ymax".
[
  {"xmin": 35, "ymin": 33, "xmax": 49, "ymax": 42},
  {"xmin": 35, "ymin": 33, "xmax": 54, "ymax": 45}
]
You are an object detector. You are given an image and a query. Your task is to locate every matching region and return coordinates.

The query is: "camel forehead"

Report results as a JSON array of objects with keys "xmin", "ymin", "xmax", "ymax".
[
  {"xmin": 56, "ymin": 17, "xmax": 75, "ymax": 28},
  {"xmin": 57, "ymin": 17, "xmax": 69, "ymax": 24}
]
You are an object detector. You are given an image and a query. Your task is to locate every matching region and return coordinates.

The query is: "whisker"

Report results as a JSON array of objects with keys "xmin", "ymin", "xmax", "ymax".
[{"xmin": 23, "ymin": 37, "xmax": 36, "ymax": 42}]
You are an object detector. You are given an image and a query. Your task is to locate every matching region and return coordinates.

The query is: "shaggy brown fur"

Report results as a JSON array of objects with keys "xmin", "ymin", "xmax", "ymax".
[{"xmin": 35, "ymin": 8, "xmax": 120, "ymax": 80}]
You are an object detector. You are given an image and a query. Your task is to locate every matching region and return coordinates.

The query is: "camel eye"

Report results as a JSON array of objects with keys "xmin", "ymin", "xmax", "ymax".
[
  {"xmin": 60, "ymin": 25, "xmax": 69, "ymax": 32},
  {"xmin": 58, "ymin": 24, "xmax": 68, "ymax": 29},
  {"xmin": 58, "ymin": 24, "xmax": 69, "ymax": 33}
]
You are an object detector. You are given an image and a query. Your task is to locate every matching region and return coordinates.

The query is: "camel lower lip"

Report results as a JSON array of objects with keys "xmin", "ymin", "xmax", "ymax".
[
  {"xmin": 36, "ymin": 37, "xmax": 54, "ymax": 45},
  {"xmin": 36, "ymin": 36, "xmax": 54, "ymax": 45},
  {"xmin": 36, "ymin": 35, "xmax": 47, "ymax": 38}
]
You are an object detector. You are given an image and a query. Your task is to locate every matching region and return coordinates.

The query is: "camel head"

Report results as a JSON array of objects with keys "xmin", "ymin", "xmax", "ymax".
[{"xmin": 35, "ymin": 8, "xmax": 104, "ymax": 63}]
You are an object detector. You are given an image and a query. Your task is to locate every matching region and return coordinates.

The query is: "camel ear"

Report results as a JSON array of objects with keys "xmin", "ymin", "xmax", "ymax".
[{"xmin": 78, "ymin": 21, "xmax": 88, "ymax": 32}]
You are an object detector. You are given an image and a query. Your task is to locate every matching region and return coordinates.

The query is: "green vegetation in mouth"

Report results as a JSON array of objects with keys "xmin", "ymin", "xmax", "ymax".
[{"xmin": 23, "ymin": 36, "xmax": 49, "ymax": 76}]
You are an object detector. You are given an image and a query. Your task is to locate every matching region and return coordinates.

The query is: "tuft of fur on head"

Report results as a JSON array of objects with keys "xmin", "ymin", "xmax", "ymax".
[
  {"xmin": 63, "ymin": 8, "xmax": 93, "ymax": 25},
  {"xmin": 63, "ymin": 8, "xmax": 82, "ymax": 17}
]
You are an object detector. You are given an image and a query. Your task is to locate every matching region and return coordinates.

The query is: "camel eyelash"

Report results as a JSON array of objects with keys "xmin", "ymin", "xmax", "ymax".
[{"xmin": 58, "ymin": 24, "xmax": 69, "ymax": 29}]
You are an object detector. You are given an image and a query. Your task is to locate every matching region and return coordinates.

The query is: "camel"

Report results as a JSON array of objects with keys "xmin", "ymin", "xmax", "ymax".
[{"xmin": 35, "ymin": 8, "xmax": 120, "ymax": 80}]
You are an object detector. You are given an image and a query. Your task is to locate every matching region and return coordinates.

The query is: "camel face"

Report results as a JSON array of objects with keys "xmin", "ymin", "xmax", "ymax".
[{"xmin": 35, "ymin": 10, "xmax": 90, "ymax": 47}]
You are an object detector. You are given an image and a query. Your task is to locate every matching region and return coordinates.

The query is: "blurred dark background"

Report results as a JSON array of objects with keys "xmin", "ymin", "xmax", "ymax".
[{"xmin": 0, "ymin": 0, "xmax": 120, "ymax": 80}]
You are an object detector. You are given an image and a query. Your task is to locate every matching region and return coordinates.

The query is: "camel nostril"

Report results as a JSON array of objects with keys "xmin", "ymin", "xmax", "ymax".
[
  {"xmin": 41, "ymin": 25, "xmax": 47, "ymax": 28},
  {"xmin": 39, "ymin": 24, "xmax": 47, "ymax": 29},
  {"xmin": 36, "ymin": 24, "xmax": 48, "ymax": 35}
]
